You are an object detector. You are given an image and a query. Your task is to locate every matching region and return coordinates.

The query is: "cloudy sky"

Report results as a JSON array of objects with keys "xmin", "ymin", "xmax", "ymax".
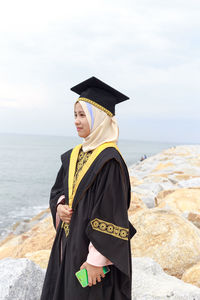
[{"xmin": 0, "ymin": 0, "xmax": 199, "ymax": 143}]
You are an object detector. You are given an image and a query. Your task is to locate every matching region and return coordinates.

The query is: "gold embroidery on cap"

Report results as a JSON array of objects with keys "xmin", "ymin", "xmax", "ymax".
[
  {"xmin": 78, "ymin": 97, "xmax": 113, "ymax": 117},
  {"xmin": 91, "ymin": 218, "xmax": 129, "ymax": 241}
]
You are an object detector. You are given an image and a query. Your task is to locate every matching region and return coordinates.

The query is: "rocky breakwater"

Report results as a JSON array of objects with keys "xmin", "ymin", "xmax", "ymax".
[
  {"xmin": 129, "ymin": 145, "xmax": 200, "ymax": 290},
  {"xmin": 1, "ymin": 144, "xmax": 200, "ymax": 299}
]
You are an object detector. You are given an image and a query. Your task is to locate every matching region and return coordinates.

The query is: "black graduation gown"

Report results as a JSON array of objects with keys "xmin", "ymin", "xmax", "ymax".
[{"xmin": 41, "ymin": 145, "xmax": 136, "ymax": 300}]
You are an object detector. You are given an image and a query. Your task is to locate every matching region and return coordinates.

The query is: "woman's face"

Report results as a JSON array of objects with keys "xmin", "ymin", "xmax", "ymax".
[{"xmin": 74, "ymin": 102, "xmax": 90, "ymax": 138}]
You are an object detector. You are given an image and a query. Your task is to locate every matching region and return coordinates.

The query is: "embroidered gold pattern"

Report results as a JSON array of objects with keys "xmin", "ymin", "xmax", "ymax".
[
  {"xmin": 61, "ymin": 222, "xmax": 70, "ymax": 237},
  {"xmin": 91, "ymin": 218, "xmax": 129, "ymax": 241},
  {"xmin": 78, "ymin": 97, "xmax": 113, "ymax": 117},
  {"xmin": 62, "ymin": 148, "xmax": 92, "ymax": 238},
  {"xmin": 73, "ymin": 149, "xmax": 92, "ymax": 192},
  {"xmin": 68, "ymin": 142, "xmax": 120, "ymax": 209}
]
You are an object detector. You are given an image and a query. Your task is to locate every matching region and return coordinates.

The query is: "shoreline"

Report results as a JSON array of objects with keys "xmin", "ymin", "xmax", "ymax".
[
  {"xmin": 1, "ymin": 144, "xmax": 200, "ymax": 289},
  {"xmin": 0, "ymin": 208, "xmax": 51, "ymax": 244}
]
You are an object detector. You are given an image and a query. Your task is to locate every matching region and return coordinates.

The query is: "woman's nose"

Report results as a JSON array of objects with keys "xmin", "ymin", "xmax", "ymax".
[{"xmin": 75, "ymin": 117, "xmax": 80, "ymax": 125}]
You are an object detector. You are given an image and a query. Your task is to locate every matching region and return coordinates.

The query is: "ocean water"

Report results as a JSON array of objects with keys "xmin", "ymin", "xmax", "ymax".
[{"xmin": 0, "ymin": 133, "xmax": 175, "ymax": 239}]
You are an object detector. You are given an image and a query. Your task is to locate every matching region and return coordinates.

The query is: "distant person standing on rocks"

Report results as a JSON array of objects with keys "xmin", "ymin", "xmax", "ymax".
[
  {"xmin": 40, "ymin": 76, "xmax": 136, "ymax": 300},
  {"xmin": 140, "ymin": 154, "xmax": 147, "ymax": 161}
]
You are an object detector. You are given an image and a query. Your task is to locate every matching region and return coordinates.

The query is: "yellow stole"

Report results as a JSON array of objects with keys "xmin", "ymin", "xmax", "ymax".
[{"xmin": 68, "ymin": 142, "xmax": 120, "ymax": 208}]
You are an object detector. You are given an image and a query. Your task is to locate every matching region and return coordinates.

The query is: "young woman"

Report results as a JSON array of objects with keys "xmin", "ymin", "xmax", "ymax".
[{"xmin": 41, "ymin": 77, "xmax": 136, "ymax": 300}]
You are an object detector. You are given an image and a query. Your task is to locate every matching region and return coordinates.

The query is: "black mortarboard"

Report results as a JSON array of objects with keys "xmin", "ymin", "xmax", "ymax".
[{"xmin": 71, "ymin": 76, "xmax": 129, "ymax": 116}]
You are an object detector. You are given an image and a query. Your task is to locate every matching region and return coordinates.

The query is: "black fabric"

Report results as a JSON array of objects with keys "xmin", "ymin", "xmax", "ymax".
[
  {"xmin": 41, "ymin": 147, "xmax": 136, "ymax": 300},
  {"xmin": 49, "ymin": 149, "xmax": 72, "ymax": 228},
  {"xmin": 71, "ymin": 76, "xmax": 129, "ymax": 115}
]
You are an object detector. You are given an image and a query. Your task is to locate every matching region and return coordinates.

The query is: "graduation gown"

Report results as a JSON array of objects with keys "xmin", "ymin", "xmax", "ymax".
[{"xmin": 41, "ymin": 142, "xmax": 136, "ymax": 300}]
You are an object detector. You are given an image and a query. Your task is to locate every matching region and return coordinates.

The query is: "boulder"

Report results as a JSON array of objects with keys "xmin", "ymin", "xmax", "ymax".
[
  {"xmin": 156, "ymin": 188, "xmax": 200, "ymax": 216},
  {"xmin": 14, "ymin": 216, "xmax": 55, "ymax": 258},
  {"xmin": 132, "ymin": 183, "xmax": 163, "ymax": 208},
  {"xmin": 178, "ymin": 178, "xmax": 200, "ymax": 188},
  {"xmin": 0, "ymin": 258, "xmax": 45, "ymax": 300},
  {"xmin": 132, "ymin": 257, "xmax": 200, "ymax": 300},
  {"xmin": 152, "ymin": 162, "xmax": 175, "ymax": 172},
  {"xmin": 182, "ymin": 262, "xmax": 200, "ymax": 288},
  {"xmin": 25, "ymin": 250, "xmax": 51, "ymax": 269},
  {"xmin": 129, "ymin": 145, "xmax": 200, "ymax": 210},
  {"xmin": 0, "ymin": 216, "xmax": 55, "ymax": 260},
  {"xmin": 128, "ymin": 192, "xmax": 147, "ymax": 214},
  {"xmin": 0, "ymin": 235, "xmax": 24, "ymax": 259},
  {"xmin": 188, "ymin": 212, "xmax": 200, "ymax": 229},
  {"xmin": 129, "ymin": 175, "xmax": 143, "ymax": 186},
  {"xmin": 155, "ymin": 189, "xmax": 176, "ymax": 206},
  {"xmin": 130, "ymin": 208, "xmax": 200, "ymax": 278}
]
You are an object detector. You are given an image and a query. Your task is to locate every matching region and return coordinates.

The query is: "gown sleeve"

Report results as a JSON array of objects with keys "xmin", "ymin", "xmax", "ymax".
[
  {"xmin": 86, "ymin": 242, "xmax": 113, "ymax": 266},
  {"xmin": 49, "ymin": 165, "xmax": 65, "ymax": 228},
  {"xmin": 86, "ymin": 158, "xmax": 136, "ymax": 277}
]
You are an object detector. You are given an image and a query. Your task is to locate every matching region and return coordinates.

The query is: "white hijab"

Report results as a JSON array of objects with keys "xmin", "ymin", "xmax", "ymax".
[{"xmin": 78, "ymin": 100, "xmax": 119, "ymax": 152}]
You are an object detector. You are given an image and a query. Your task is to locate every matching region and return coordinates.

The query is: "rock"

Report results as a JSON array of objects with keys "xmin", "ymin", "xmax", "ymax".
[
  {"xmin": 173, "ymin": 174, "xmax": 199, "ymax": 181},
  {"xmin": 132, "ymin": 257, "xmax": 200, "ymax": 300},
  {"xmin": 152, "ymin": 162, "xmax": 175, "ymax": 172},
  {"xmin": 129, "ymin": 145, "xmax": 200, "ymax": 209},
  {"xmin": 132, "ymin": 183, "xmax": 163, "ymax": 208},
  {"xmin": 0, "ymin": 235, "xmax": 24, "ymax": 259},
  {"xmin": 0, "ymin": 215, "xmax": 55, "ymax": 265},
  {"xmin": 178, "ymin": 178, "xmax": 200, "ymax": 188},
  {"xmin": 188, "ymin": 212, "xmax": 200, "ymax": 229},
  {"xmin": 128, "ymin": 192, "xmax": 147, "ymax": 214},
  {"xmin": 25, "ymin": 250, "xmax": 51, "ymax": 269},
  {"xmin": 132, "ymin": 191, "xmax": 156, "ymax": 208},
  {"xmin": 2, "ymin": 257, "xmax": 200, "ymax": 300},
  {"xmin": 156, "ymin": 188, "xmax": 200, "ymax": 216},
  {"xmin": 129, "ymin": 175, "xmax": 143, "ymax": 186},
  {"xmin": 182, "ymin": 262, "xmax": 200, "ymax": 288},
  {"xmin": 0, "ymin": 258, "xmax": 45, "ymax": 300},
  {"xmin": 155, "ymin": 189, "xmax": 176, "ymax": 206},
  {"xmin": 130, "ymin": 208, "xmax": 200, "ymax": 278},
  {"xmin": 14, "ymin": 216, "xmax": 55, "ymax": 258}
]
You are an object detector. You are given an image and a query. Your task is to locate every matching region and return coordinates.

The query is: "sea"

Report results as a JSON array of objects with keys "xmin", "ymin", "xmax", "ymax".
[{"xmin": 0, "ymin": 133, "xmax": 177, "ymax": 239}]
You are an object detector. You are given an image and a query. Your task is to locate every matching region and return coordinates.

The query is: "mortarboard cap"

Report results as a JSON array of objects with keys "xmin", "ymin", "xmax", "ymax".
[{"xmin": 71, "ymin": 76, "xmax": 129, "ymax": 116}]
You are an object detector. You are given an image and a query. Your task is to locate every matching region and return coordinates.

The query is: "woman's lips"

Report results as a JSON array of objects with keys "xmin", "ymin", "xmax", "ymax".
[{"xmin": 76, "ymin": 127, "xmax": 82, "ymax": 131}]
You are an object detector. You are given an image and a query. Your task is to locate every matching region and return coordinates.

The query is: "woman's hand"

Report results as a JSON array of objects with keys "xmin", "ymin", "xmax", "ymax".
[
  {"xmin": 57, "ymin": 204, "xmax": 73, "ymax": 224},
  {"xmin": 80, "ymin": 262, "xmax": 105, "ymax": 287}
]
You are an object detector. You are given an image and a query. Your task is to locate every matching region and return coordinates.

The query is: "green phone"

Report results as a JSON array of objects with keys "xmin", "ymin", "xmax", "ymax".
[{"xmin": 75, "ymin": 266, "xmax": 110, "ymax": 288}]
